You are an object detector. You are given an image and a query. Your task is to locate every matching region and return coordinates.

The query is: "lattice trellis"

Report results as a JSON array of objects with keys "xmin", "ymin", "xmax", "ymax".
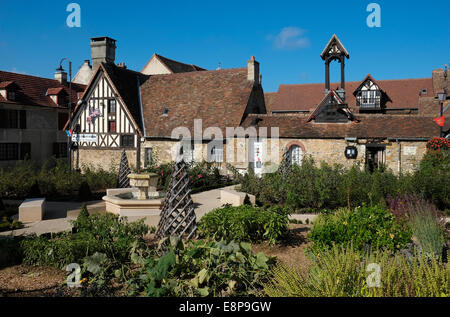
[
  {"xmin": 117, "ymin": 149, "xmax": 131, "ymax": 188},
  {"xmin": 156, "ymin": 158, "xmax": 197, "ymax": 240},
  {"xmin": 278, "ymin": 148, "xmax": 292, "ymax": 177}
]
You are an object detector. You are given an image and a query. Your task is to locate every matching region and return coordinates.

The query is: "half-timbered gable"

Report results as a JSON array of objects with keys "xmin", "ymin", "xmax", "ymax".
[
  {"xmin": 307, "ymin": 90, "xmax": 352, "ymax": 123},
  {"xmin": 353, "ymin": 74, "xmax": 390, "ymax": 112},
  {"xmin": 71, "ymin": 63, "xmax": 147, "ymax": 149}
]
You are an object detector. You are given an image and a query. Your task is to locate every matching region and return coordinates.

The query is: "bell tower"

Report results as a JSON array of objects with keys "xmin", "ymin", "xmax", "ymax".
[{"xmin": 320, "ymin": 34, "xmax": 349, "ymax": 101}]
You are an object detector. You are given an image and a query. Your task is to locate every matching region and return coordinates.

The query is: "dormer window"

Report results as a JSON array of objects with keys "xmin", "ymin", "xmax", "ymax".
[
  {"xmin": 421, "ymin": 88, "xmax": 428, "ymax": 95},
  {"xmin": 354, "ymin": 75, "xmax": 385, "ymax": 110},
  {"xmin": 162, "ymin": 107, "xmax": 169, "ymax": 116},
  {"xmin": 0, "ymin": 81, "xmax": 19, "ymax": 101},
  {"xmin": 7, "ymin": 91, "xmax": 15, "ymax": 101},
  {"xmin": 361, "ymin": 90, "xmax": 379, "ymax": 107}
]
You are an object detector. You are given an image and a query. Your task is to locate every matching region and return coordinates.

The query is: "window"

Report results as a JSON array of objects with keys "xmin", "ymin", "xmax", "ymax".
[
  {"xmin": 144, "ymin": 148, "xmax": 153, "ymax": 167},
  {"xmin": 7, "ymin": 91, "xmax": 15, "ymax": 101},
  {"xmin": 208, "ymin": 144, "xmax": 223, "ymax": 163},
  {"xmin": 0, "ymin": 109, "xmax": 26, "ymax": 129},
  {"xmin": 162, "ymin": 108, "xmax": 169, "ymax": 116},
  {"xmin": 108, "ymin": 120, "xmax": 116, "ymax": 133},
  {"xmin": 53, "ymin": 142, "xmax": 67, "ymax": 158},
  {"xmin": 180, "ymin": 141, "xmax": 194, "ymax": 163},
  {"xmin": 359, "ymin": 90, "xmax": 380, "ymax": 108},
  {"xmin": 0, "ymin": 143, "xmax": 30, "ymax": 161},
  {"xmin": 121, "ymin": 135, "xmax": 134, "ymax": 148},
  {"xmin": 289, "ymin": 145, "xmax": 303, "ymax": 166},
  {"xmin": 108, "ymin": 100, "xmax": 116, "ymax": 114}
]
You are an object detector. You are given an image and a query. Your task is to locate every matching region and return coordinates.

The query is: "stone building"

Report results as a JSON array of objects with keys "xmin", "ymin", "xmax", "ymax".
[
  {"xmin": 0, "ymin": 69, "xmax": 85, "ymax": 168},
  {"xmin": 68, "ymin": 35, "xmax": 449, "ymax": 175},
  {"xmin": 253, "ymin": 35, "xmax": 449, "ymax": 174},
  {"xmin": 68, "ymin": 37, "xmax": 265, "ymax": 171}
]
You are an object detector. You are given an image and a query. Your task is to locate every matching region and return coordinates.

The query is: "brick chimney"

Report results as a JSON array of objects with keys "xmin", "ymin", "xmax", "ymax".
[
  {"xmin": 90, "ymin": 36, "xmax": 117, "ymax": 70},
  {"xmin": 247, "ymin": 56, "xmax": 260, "ymax": 85},
  {"xmin": 432, "ymin": 66, "xmax": 449, "ymax": 98}
]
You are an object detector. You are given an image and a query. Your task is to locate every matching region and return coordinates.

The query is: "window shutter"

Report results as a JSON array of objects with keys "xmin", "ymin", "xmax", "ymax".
[
  {"xmin": 20, "ymin": 143, "xmax": 31, "ymax": 160},
  {"xmin": 0, "ymin": 109, "xmax": 5, "ymax": 128},
  {"xmin": 19, "ymin": 110, "xmax": 27, "ymax": 129},
  {"xmin": 53, "ymin": 142, "xmax": 59, "ymax": 157}
]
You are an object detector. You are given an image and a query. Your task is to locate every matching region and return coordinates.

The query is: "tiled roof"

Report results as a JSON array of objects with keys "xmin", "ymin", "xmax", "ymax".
[
  {"xmin": 242, "ymin": 114, "xmax": 446, "ymax": 139},
  {"xmin": 264, "ymin": 92, "xmax": 277, "ymax": 113},
  {"xmin": 0, "ymin": 70, "xmax": 85, "ymax": 108},
  {"xmin": 142, "ymin": 54, "xmax": 206, "ymax": 74},
  {"xmin": 271, "ymin": 78, "xmax": 434, "ymax": 112},
  {"xmin": 140, "ymin": 68, "xmax": 255, "ymax": 138},
  {"xmin": 46, "ymin": 87, "xmax": 65, "ymax": 95}
]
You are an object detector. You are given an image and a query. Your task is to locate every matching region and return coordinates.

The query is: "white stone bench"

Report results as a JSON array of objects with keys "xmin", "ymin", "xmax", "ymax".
[
  {"xmin": 19, "ymin": 198, "xmax": 46, "ymax": 222},
  {"xmin": 220, "ymin": 189, "xmax": 255, "ymax": 207}
]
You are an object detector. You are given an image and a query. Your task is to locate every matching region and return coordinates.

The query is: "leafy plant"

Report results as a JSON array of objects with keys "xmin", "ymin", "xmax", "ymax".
[
  {"xmin": 308, "ymin": 205, "xmax": 412, "ymax": 252},
  {"xmin": 198, "ymin": 205, "xmax": 289, "ymax": 244},
  {"xmin": 127, "ymin": 238, "xmax": 274, "ymax": 297},
  {"xmin": 21, "ymin": 213, "xmax": 149, "ymax": 268}
]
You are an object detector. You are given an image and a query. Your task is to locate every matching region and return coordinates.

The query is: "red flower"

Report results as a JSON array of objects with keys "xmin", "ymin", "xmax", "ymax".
[
  {"xmin": 198, "ymin": 174, "xmax": 203, "ymax": 179},
  {"xmin": 161, "ymin": 171, "xmax": 164, "ymax": 177}
]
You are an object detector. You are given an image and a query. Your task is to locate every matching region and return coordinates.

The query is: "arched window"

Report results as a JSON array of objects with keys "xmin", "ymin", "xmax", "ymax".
[{"xmin": 289, "ymin": 145, "xmax": 303, "ymax": 166}]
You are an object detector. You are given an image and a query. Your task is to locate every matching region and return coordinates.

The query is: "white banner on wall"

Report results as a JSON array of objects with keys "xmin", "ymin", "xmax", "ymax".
[
  {"xmin": 72, "ymin": 134, "xmax": 98, "ymax": 143},
  {"xmin": 254, "ymin": 141, "xmax": 263, "ymax": 177}
]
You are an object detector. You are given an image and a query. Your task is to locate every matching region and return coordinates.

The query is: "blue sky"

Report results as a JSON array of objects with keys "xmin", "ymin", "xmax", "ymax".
[{"xmin": 0, "ymin": 0, "xmax": 448, "ymax": 92}]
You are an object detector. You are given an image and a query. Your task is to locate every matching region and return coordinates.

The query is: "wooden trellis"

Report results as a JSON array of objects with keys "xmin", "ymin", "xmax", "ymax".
[
  {"xmin": 156, "ymin": 158, "xmax": 197, "ymax": 240},
  {"xmin": 117, "ymin": 149, "xmax": 131, "ymax": 188},
  {"xmin": 278, "ymin": 148, "xmax": 292, "ymax": 177}
]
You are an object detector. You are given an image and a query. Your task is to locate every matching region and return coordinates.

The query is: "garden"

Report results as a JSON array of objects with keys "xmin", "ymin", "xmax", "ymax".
[{"xmin": 0, "ymin": 138, "xmax": 449, "ymax": 297}]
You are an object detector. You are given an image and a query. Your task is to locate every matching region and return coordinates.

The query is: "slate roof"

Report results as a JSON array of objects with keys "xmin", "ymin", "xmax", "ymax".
[
  {"xmin": 0, "ymin": 70, "xmax": 85, "ymax": 108},
  {"xmin": 242, "ymin": 114, "xmax": 447, "ymax": 139},
  {"xmin": 140, "ymin": 68, "xmax": 255, "ymax": 138},
  {"xmin": 271, "ymin": 78, "xmax": 434, "ymax": 112}
]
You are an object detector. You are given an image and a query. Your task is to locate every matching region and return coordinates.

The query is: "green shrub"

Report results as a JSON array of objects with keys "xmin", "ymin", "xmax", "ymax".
[
  {"xmin": 0, "ymin": 158, "xmax": 118, "ymax": 200},
  {"xmin": 198, "ymin": 205, "xmax": 289, "ymax": 244},
  {"xmin": 127, "ymin": 238, "xmax": 274, "ymax": 297},
  {"xmin": 239, "ymin": 152, "xmax": 449, "ymax": 211},
  {"xmin": 308, "ymin": 206, "xmax": 412, "ymax": 252},
  {"xmin": 21, "ymin": 213, "xmax": 149, "ymax": 268},
  {"xmin": 412, "ymin": 149, "xmax": 450, "ymax": 210},
  {"xmin": 0, "ymin": 238, "xmax": 24, "ymax": 267},
  {"xmin": 406, "ymin": 198, "xmax": 446, "ymax": 259},
  {"xmin": 264, "ymin": 245, "xmax": 450, "ymax": 297},
  {"xmin": 78, "ymin": 181, "xmax": 92, "ymax": 201}
]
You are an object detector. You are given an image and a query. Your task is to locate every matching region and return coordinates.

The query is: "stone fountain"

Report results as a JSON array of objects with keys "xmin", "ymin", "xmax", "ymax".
[{"xmin": 102, "ymin": 173, "xmax": 165, "ymax": 217}]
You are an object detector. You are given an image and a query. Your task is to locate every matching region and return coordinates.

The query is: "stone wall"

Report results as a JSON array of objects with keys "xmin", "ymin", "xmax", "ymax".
[
  {"xmin": 76, "ymin": 148, "xmax": 137, "ymax": 172},
  {"xmin": 137, "ymin": 137, "xmax": 426, "ymax": 174}
]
